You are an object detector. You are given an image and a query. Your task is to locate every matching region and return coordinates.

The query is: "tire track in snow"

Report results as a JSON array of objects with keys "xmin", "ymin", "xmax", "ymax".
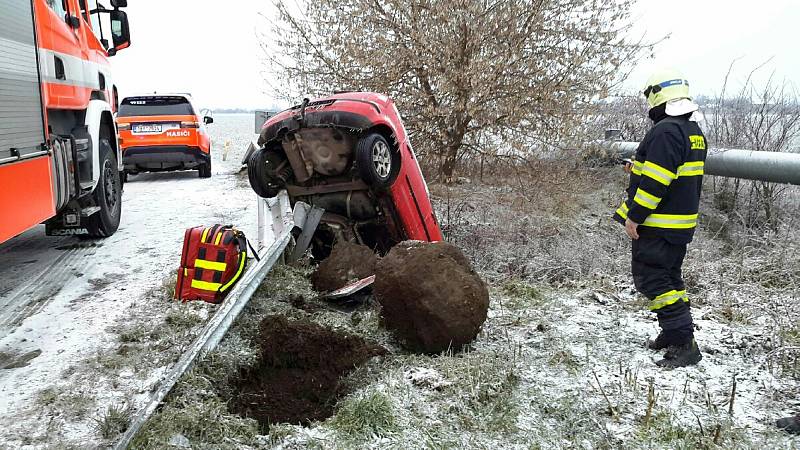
[{"xmin": 0, "ymin": 245, "xmax": 98, "ymax": 338}]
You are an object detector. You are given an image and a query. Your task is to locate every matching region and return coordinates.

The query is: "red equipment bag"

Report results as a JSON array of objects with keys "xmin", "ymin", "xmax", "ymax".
[{"xmin": 175, "ymin": 225, "xmax": 249, "ymax": 304}]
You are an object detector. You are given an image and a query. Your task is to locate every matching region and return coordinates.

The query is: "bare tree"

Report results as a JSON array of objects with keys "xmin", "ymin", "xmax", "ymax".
[
  {"xmin": 593, "ymin": 95, "xmax": 651, "ymax": 142},
  {"xmin": 262, "ymin": 0, "xmax": 648, "ymax": 180}
]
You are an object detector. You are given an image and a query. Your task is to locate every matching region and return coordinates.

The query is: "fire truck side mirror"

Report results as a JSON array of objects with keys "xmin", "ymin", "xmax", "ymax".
[
  {"xmin": 111, "ymin": 0, "xmax": 128, "ymax": 7},
  {"xmin": 109, "ymin": 10, "xmax": 131, "ymax": 54}
]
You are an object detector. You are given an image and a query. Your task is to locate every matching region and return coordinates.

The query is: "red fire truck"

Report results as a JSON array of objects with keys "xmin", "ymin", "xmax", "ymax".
[{"xmin": 0, "ymin": 0, "xmax": 131, "ymax": 244}]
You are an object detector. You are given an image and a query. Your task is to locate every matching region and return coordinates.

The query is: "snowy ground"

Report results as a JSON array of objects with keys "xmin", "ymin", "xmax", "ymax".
[
  {"xmin": 1, "ymin": 117, "xmax": 799, "ymax": 449},
  {"xmin": 0, "ymin": 114, "xmax": 259, "ymax": 448},
  {"xmin": 131, "ymin": 169, "xmax": 800, "ymax": 449}
]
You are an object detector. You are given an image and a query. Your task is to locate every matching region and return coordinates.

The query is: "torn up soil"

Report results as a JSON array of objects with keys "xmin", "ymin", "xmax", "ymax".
[
  {"xmin": 375, "ymin": 241, "xmax": 489, "ymax": 353},
  {"xmin": 230, "ymin": 315, "xmax": 386, "ymax": 427},
  {"xmin": 310, "ymin": 241, "xmax": 378, "ymax": 292}
]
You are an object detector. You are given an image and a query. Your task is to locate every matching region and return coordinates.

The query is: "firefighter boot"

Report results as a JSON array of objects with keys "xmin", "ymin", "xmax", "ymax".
[
  {"xmin": 776, "ymin": 415, "xmax": 800, "ymax": 434},
  {"xmin": 655, "ymin": 339, "xmax": 702, "ymax": 368},
  {"xmin": 646, "ymin": 331, "xmax": 669, "ymax": 351}
]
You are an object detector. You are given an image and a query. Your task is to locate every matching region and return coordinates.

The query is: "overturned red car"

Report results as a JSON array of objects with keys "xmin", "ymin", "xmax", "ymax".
[{"xmin": 248, "ymin": 92, "xmax": 442, "ymax": 257}]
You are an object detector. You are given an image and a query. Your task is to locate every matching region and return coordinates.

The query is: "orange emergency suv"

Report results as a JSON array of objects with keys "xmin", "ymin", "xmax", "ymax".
[
  {"xmin": 116, "ymin": 94, "xmax": 214, "ymax": 179},
  {"xmin": 0, "ymin": 0, "xmax": 131, "ymax": 243}
]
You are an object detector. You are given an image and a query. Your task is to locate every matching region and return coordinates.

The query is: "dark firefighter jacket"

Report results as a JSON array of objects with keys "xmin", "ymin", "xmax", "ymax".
[{"xmin": 613, "ymin": 116, "xmax": 708, "ymax": 244}]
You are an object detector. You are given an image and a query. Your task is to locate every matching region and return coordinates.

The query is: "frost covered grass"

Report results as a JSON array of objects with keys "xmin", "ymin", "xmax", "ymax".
[
  {"xmin": 124, "ymin": 168, "xmax": 799, "ymax": 449},
  {"xmin": 94, "ymin": 403, "xmax": 133, "ymax": 439},
  {"xmin": 119, "ymin": 167, "xmax": 800, "ymax": 448},
  {"xmin": 5, "ymin": 274, "xmax": 215, "ymax": 448}
]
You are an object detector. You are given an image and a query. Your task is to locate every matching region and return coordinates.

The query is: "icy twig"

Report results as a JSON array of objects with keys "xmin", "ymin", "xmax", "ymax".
[
  {"xmin": 592, "ymin": 369, "xmax": 618, "ymax": 421},
  {"xmin": 643, "ymin": 378, "xmax": 656, "ymax": 429}
]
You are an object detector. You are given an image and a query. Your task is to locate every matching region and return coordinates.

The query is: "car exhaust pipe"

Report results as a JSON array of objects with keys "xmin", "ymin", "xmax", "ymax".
[{"xmin": 607, "ymin": 141, "xmax": 800, "ymax": 186}]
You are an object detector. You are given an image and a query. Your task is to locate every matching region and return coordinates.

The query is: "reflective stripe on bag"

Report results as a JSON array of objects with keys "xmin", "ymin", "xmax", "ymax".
[
  {"xmin": 220, "ymin": 246, "xmax": 246, "ymax": 293},
  {"xmin": 195, "ymin": 259, "xmax": 227, "ymax": 271},
  {"xmin": 191, "ymin": 279, "xmax": 222, "ymax": 292}
]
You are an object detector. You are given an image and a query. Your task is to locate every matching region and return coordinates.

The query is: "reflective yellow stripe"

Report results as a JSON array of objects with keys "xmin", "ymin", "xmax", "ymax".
[
  {"xmin": 617, "ymin": 202, "xmax": 697, "ymax": 229},
  {"xmin": 634, "ymin": 188, "xmax": 661, "ymax": 210},
  {"xmin": 689, "ymin": 135, "xmax": 706, "ymax": 150},
  {"xmin": 642, "ymin": 161, "xmax": 676, "ymax": 186},
  {"xmin": 677, "ymin": 161, "xmax": 704, "ymax": 177},
  {"xmin": 220, "ymin": 250, "xmax": 246, "ymax": 292},
  {"xmin": 616, "ymin": 201, "xmax": 629, "ymax": 219},
  {"xmin": 642, "ymin": 213, "xmax": 698, "ymax": 229},
  {"xmin": 632, "ymin": 161, "xmax": 644, "ymax": 176},
  {"xmin": 214, "ymin": 231, "xmax": 223, "ymax": 245},
  {"xmin": 184, "ymin": 268, "xmax": 188, "ymax": 277},
  {"xmin": 201, "ymin": 227, "xmax": 210, "ymax": 243},
  {"xmin": 191, "ymin": 279, "xmax": 222, "ymax": 292},
  {"xmin": 195, "ymin": 259, "xmax": 227, "ymax": 271},
  {"xmin": 650, "ymin": 290, "xmax": 687, "ymax": 311}
]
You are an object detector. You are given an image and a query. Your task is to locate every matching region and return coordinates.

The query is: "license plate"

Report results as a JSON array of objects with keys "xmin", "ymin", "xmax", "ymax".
[{"xmin": 133, "ymin": 124, "xmax": 162, "ymax": 133}]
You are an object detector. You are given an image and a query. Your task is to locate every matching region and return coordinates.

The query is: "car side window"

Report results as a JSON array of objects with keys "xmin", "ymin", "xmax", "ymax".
[{"xmin": 46, "ymin": 0, "xmax": 68, "ymax": 18}]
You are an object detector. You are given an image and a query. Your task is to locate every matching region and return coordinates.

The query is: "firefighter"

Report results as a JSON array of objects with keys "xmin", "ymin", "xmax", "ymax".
[{"xmin": 613, "ymin": 68, "xmax": 707, "ymax": 368}]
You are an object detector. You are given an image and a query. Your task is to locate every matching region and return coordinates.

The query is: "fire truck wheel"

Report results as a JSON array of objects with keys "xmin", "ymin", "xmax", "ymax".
[
  {"xmin": 356, "ymin": 133, "xmax": 400, "ymax": 190},
  {"xmin": 198, "ymin": 161, "xmax": 212, "ymax": 178},
  {"xmin": 248, "ymin": 147, "xmax": 289, "ymax": 198},
  {"xmin": 85, "ymin": 140, "xmax": 122, "ymax": 237}
]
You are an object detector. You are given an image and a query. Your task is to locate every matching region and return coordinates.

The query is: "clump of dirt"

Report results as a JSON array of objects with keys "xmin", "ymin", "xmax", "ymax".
[
  {"xmin": 374, "ymin": 241, "xmax": 489, "ymax": 353},
  {"xmin": 230, "ymin": 315, "xmax": 386, "ymax": 427},
  {"xmin": 310, "ymin": 241, "xmax": 378, "ymax": 292}
]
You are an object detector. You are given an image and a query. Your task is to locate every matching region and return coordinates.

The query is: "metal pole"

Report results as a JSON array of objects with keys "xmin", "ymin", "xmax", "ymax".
[
  {"xmin": 257, "ymin": 195, "xmax": 266, "ymax": 250},
  {"xmin": 606, "ymin": 141, "xmax": 800, "ymax": 186}
]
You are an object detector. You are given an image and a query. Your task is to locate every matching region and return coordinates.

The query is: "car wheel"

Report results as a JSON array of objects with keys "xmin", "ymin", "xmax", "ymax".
[
  {"xmin": 85, "ymin": 138, "xmax": 122, "ymax": 238},
  {"xmin": 356, "ymin": 133, "xmax": 400, "ymax": 189},
  {"xmin": 248, "ymin": 147, "xmax": 291, "ymax": 198},
  {"xmin": 198, "ymin": 161, "xmax": 212, "ymax": 178}
]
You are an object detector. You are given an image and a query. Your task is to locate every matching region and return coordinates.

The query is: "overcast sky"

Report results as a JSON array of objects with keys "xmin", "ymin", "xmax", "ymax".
[{"xmin": 112, "ymin": 0, "xmax": 800, "ymax": 110}]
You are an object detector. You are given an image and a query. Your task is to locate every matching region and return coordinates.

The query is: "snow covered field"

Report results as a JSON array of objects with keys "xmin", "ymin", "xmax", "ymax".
[
  {"xmin": 0, "ymin": 114, "xmax": 259, "ymax": 448},
  {"xmin": 1, "ymin": 115, "xmax": 798, "ymax": 449},
  {"xmin": 133, "ymin": 169, "xmax": 800, "ymax": 449}
]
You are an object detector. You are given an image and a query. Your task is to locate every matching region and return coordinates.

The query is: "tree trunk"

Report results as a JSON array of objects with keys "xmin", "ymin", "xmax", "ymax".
[{"xmin": 439, "ymin": 142, "xmax": 461, "ymax": 183}]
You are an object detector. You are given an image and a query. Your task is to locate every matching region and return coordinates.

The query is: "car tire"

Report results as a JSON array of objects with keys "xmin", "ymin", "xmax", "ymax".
[
  {"xmin": 198, "ymin": 160, "xmax": 212, "ymax": 178},
  {"xmin": 85, "ymin": 136, "xmax": 122, "ymax": 238},
  {"xmin": 356, "ymin": 133, "xmax": 400, "ymax": 189},
  {"xmin": 248, "ymin": 147, "xmax": 290, "ymax": 198}
]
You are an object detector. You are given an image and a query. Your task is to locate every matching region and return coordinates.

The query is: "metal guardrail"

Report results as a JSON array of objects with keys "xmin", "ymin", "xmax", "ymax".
[
  {"xmin": 607, "ymin": 141, "xmax": 800, "ymax": 186},
  {"xmin": 114, "ymin": 191, "xmax": 295, "ymax": 450}
]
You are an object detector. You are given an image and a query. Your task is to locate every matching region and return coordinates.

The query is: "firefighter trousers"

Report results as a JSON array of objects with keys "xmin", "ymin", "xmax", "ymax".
[{"xmin": 632, "ymin": 235, "xmax": 694, "ymax": 346}]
